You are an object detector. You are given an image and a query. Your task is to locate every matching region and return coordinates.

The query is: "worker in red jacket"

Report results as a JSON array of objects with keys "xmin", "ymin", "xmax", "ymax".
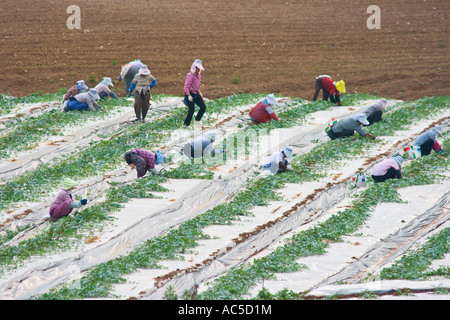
[
  {"xmin": 249, "ymin": 94, "xmax": 279, "ymax": 124},
  {"xmin": 313, "ymin": 75, "xmax": 345, "ymax": 106}
]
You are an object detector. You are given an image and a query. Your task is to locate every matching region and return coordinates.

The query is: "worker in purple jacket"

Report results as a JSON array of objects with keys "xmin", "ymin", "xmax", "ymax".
[
  {"xmin": 49, "ymin": 178, "xmax": 87, "ymax": 219},
  {"xmin": 183, "ymin": 59, "xmax": 206, "ymax": 127},
  {"xmin": 123, "ymin": 148, "xmax": 166, "ymax": 178}
]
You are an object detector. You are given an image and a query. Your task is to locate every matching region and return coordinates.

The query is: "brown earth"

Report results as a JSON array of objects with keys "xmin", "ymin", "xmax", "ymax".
[{"xmin": 0, "ymin": 0, "xmax": 449, "ymax": 101}]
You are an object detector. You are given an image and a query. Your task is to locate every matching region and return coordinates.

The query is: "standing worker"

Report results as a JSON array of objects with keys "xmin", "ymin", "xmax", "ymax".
[
  {"xmin": 313, "ymin": 75, "xmax": 346, "ymax": 106},
  {"xmin": 62, "ymin": 80, "xmax": 88, "ymax": 104},
  {"xmin": 262, "ymin": 146, "xmax": 293, "ymax": 174},
  {"xmin": 371, "ymin": 155, "xmax": 404, "ymax": 183},
  {"xmin": 413, "ymin": 125, "xmax": 444, "ymax": 156},
  {"xmin": 363, "ymin": 99, "xmax": 387, "ymax": 125},
  {"xmin": 249, "ymin": 94, "xmax": 279, "ymax": 124},
  {"xmin": 49, "ymin": 178, "xmax": 88, "ymax": 220},
  {"xmin": 183, "ymin": 59, "xmax": 206, "ymax": 127},
  {"xmin": 326, "ymin": 113, "xmax": 376, "ymax": 140},
  {"xmin": 182, "ymin": 131, "xmax": 224, "ymax": 159},
  {"xmin": 95, "ymin": 77, "xmax": 118, "ymax": 100},
  {"xmin": 117, "ymin": 59, "xmax": 144, "ymax": 94},
  {"xmin": 123, "ymin": 148, "xmax": 166, "ymax": 178},
  {"xmin": 63, "ymin": 88, "xmax": 101, "ymax": 112},
  {"xmin": 127, "ymin": 65, "xmax": 157, "ymax": 123}
]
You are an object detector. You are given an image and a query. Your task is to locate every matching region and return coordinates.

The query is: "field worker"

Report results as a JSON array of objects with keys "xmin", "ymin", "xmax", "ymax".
[
  {"xmin": 127, "ymin": 65, "xmax": 157, "ymax": 123},
  {"xmin": 313, "ymin": 75, "xmax": 345, "ymax": 106},
  {"xmin": 326, "ymin": 113, "xmax": 376, "ymax": 140},
  {"xmin": 413, "ymin": 125, "xmax": 444, "ymax": 156},
  {"xmin": 117, "ymin": 59, "xmax": 144, "ymax": 93},
  {"xmin": 182, "ymin": 131, "xmax": 224, "ymax": 159},
  {"xmin": 123, "ymin": 148, "xmax": 166, "ymax": 178},
  {"xmin": 262, "ymin": 146, "xmax": 293, "ymax": 174},
  {"xmin": 49, "ymin": 178, "xmax": 88, "ymax": 220},
  {"xmin": 371, "ymin": 155, "xmax": 404, "ymax": 183},
  {"xmin": 363, "ymin": 99, "xmax": 387, "ymax": 125},
  {"xmin": 95, "ymin": 77, "xmax": 118, "ymax": 99},
  {"xmin": 183, "ymin": 59, "xmax": 206, "ymax": 127},
  {"xmin": 62, "ymin": 80, "xmax": 88, "ymax": 104},
  {"xmin": 63, "ymin": 88, "xmax": 101, "ymax": 112},
  {"xmin": 249, "ymin": 94, "xmax": 279, "ymax": 124}
]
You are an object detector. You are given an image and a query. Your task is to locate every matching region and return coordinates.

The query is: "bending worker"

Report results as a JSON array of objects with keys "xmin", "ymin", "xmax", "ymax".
[
  {"xmin": 371, "ymin": 155, "xmax": 404, "ymax": 183},
  {"xmin": 413, "ymin": 125, "xmax": 444, "ymax": 156},
  {"xmin": 326, "ymin": 113, "xmax": 376, "ymax": 140},
  {"xmin": 63, "ymin": 88, "xmax": 101, "ymax": 112},
  {"xmin": 127, "ymin": 65, "xmax": 157, "ymax": 123},
  {"xmin": 95, "ymin": 77, "xmax": 118, "ymax": 99},
  {"xmin": 117, "ymin": 59, "xmax": 143, "ymax": 93},
  {"xmin": 182, "ymin": 131, "xmax": 224, "ymax": 159},
  {"xmin": 363, "ymin": 99, "xmax": 387, "ymax": 125},
  {"xmin": 49, "ymin": 178, "xmax": 88, "ymax": 220},
  {"xmin": 249, "ymin": 94, "xmax": 279, "ymax": 124},
  {"xmin": 313, "ymin": 75, "xmax": 345, "ymax": 106},
  {"xmin": 123, "ymin": 148, "xmax": 165, "ymax": 178},
  {"xmin": 262, "ymin": 146, "xmax": 293, "ymax": 174},
  {"xmin": 62, "ymin": 80, "xmax": 88, "ymax": 104}
]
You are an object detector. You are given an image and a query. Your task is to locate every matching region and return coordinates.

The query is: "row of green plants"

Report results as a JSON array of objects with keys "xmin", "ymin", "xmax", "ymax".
[{"xmin": 33, "ymin": 96, "xmax": 448, "ymax": 299}]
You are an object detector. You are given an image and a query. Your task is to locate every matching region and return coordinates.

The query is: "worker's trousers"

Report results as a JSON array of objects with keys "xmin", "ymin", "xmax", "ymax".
[
  {"xmin": 134, "ymin": 89, "xmax": 151, "ymax": 121},
  {"xmin": 183, "ymin": 92, "xmax": 206, "ymax": 126}
]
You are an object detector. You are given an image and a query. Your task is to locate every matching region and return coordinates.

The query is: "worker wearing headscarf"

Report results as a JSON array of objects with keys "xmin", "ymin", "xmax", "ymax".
[
  {"xmin": 123, "ymin": 148, "xmax": 165, "ymax": 178},
  {"xmin": 313, "ymin": 75, "xmax": 345, "ymax": 106},
  {"xmin": 64, "ymin": 88, "xmax": 101, "ymax": 112},
  {"xmin": 183, "ymin": 59, "xmax": 206, "ymax": 127},
  {"xmin": 62, "ymin": 80, "xmax": 88, "ymax": 103},
  {"xmin": 249, "ymin": 94, "xmax": 279, "ymax": 124},
  {"xmin": 49, "ymin": 178, "xmax": 88, "ymax": 219},
  {"xmin": 127, "ymin": 65, "xmax": 157, "ymax": 123},
  {"xmin": 372, "ymin": 155, "xmax": 404, "ymax": 183},
  {"xmin": 117, "ymin": 59, "xmax": 143, "ymax": 93},
  {"xmin": 363, "ymin": 99, "xmax": 387, "ymax": 125},
  {"xmin": 326, "ymin": 113, "xmax": 376, "ymax": 140},
  {"xmin": 413, "ymin": 125, "xmax": 444, "ymax": 156},
  {"xmin": 95, "ymin": 77, "xmax": 118, "ymax": 99},
  {"xmin": 262, "ymin": 146, "xmax": 293, "ymax": 174},
  {"xmin": 182, "ymin": 131, "xmax": 224, "ymax": 158}
]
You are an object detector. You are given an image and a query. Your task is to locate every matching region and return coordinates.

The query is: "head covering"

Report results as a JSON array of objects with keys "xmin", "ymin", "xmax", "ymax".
[
  {"xmin": 124, "ymin": 151, "xmax": 133, "ymax": 165},
  {"xmin": 139, "ymin": 65, "xmax": 151, "ymax": 76},
  {"xmin": 392, "ymin": 155, "xmax": 404, "ymax": 167},
  {"xmin": 355, "ymin": 113, "xmax": 369, "ymax": 125},
  {"xmin": 265, "ymin": 94, "xmax": 277, "ymax": 105},
  {"xmin": 76, "ymin": 80, "xmax": 88, "ymax": 93},
  {"xmin": 101, "ymin": 77, "xmax": 114, "ymax": 87},
  {"xmin": 88, "ymin": 88, "xmax": 100, "ymax": 100},
  {"xmin": 379, "ymin": 99, "xmax": 388, "ymax": 110},
  {"xmin": 155, "ymin": 150, "xmax": 166, "ymax": 165},
  {"xmin": 430, "ymin": 125, "xmax": 442, "ymax": 137},
  {"xmin": 62, "ymin": 178, "xmax": 77, "ymax": 190},
  {"xmin": 282, "ymin": 146, "xmax": 293, "ymax": 161},
  {"xmin": 335, "ymin": 80, "xmax": 346, "ymax": 93},
  {"xmin": 190, "ymin": 59, "xmax": 204, "ymax": 73}
]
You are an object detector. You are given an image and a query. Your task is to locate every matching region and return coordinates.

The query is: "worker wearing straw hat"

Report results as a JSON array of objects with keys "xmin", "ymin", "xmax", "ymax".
[{"xmin": 313, "ymin": 75, "xmax": 345, "ymax": 106}]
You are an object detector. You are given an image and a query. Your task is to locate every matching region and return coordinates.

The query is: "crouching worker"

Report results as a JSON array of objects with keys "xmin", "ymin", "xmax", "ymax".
[
  {"xmin": 363, "ymin": 99, "xmax": 387, "ymax": 125},
  {"xmin": 262, "ymin": 146, "xmax": 293, "ymax": 174},
  {"xmin": 95, "ymin": 77, "xmax": 118, "ymax": 99},
  {"xmin": 182, "ymin": 131, "xmax": 224, "ymax": 159},
  {"xmin": 313, "ymin": 75, "xmax": 346, "ymax": 106},
  {"xmin": 49, "ymin": 178, "xmax": 87, "ymax": 220},
  {"xmin": 326, "ymin": 113, "xmax": 376, "ymax": 140},
  {"xmin": 123, "ymin": 148, "xmax": 166, "ymax": 178},
  {"xmin": 62, "ymin": 80, "xmax": 89, "ymax": 104},
  {"xmin": 249, "ymin": 94, "xmax": 279, "ymax": 124},
  {"xmin": 413, "ymin": 125, "xmax": 444, "ymax": 156},
  {"xmin": 64, "ymin": 88, "xmax": 102, "ymax": 112},
  {"xmin": 371, "ymin": 155, "xmax": 404, "ymax": 183}
]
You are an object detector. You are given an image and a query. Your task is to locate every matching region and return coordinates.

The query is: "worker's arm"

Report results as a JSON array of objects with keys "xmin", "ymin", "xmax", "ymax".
[
  {"xmin": 150, "ymin": 78, "xmax": 157, "ymax": 89},
  {"xmin": 266, "ymin": 106, "xmax": 279, "ymax": 120}
]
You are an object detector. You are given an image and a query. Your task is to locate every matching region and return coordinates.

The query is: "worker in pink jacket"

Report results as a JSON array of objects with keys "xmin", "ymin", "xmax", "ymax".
[
  {"xmin": 49, "ymin": 178, "xmax": 87, "ymax": 219},
  {"xmin": 183, "ymin": 59, "xmax": 206, "ymax": 127}
]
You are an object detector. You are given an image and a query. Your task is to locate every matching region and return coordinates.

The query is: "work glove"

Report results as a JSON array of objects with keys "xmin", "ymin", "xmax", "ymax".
[
  {"xmin": 439, "ymin": 148, "xmax": 444, "ymax": 154},
  {"xmin": 188, "ymin": 95, "xmax": 194, "ymax": 102},
  {"xmin": 80, "ymin": 199, "xmax": 88, "ymax": 205}
]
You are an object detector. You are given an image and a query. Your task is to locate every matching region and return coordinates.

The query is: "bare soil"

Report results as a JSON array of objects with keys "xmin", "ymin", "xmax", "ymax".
[{"xmin": 1, "ymin": 0, "xmax": 449, "ymax": 100}]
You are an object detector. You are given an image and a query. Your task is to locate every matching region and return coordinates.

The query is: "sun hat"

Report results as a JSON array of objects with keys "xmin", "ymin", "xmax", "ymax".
[
  {"xmin": 155, "ymin": 150, "xmax": 166, "ymax": 165},
  {"xmin": 266, "ymin": 94, "xmax": 277, "ymax": 105},
  {"xmin": 76, "ymin": 80, "xmax": 88, "ymax": 93},
  {"xmin": 392, "ymin": 155, "xmax": 404, "ymax": 167},
  {"xmin": 101, "ymin": 77, "xmax": 114, "ymax": 87},
  {"xmin": 335, "ymin": 80, "xmax": 346, "ymax": 93},
  {"xmin": 282, "ymin": 146, "xmax": 293, "ymax": 161},
  {"xmin": 139, "ymin": 65, "xmax": 151, "ymax": 76},
  {"xmin": 430, "ymin": 125, "xmax": 442, "ymax": 136},
  {"xmin": 190, "ymin": 59, "xmax": 204, "ymax": 73},
  {"xmin": 88, "ymin": 88, "xmax": 100, "ymax": 100},
  {"xmin": 62, "ymin": 178, "xmax": 77, "ymax": 190},
  {"xmin": 355, "ymin": 113, "xmax": 369, "ymax": 125}
]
